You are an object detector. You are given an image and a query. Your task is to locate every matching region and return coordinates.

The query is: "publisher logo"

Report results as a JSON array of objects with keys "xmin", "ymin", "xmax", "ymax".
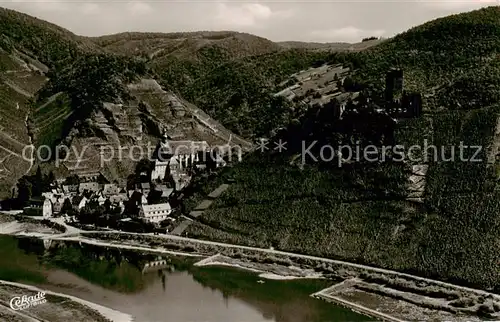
[{"xmin": 10, "ymin": 292, "xmax": 47, "ymax": 310}]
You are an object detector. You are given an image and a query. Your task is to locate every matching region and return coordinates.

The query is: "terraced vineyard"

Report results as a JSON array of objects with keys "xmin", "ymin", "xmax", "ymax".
[
  {"xmin": 32, "ymin": 93, "xmax": 72, "ymax": 148},
  {"xmin": 0, "ymin": 49, "xmax": 46, "ymax": 198}
]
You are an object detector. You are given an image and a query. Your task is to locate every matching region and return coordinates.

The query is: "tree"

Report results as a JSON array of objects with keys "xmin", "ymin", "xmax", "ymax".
[
  {"xmin": 126, "ymin": 174, "xmax": 137, "ymax": 191},
  {"xmin": 135, "ymin": 159, "xmax": 152, "ymax": 177},
  {"xmin": 104, "ymin": 199, "xmax": 112, "ymax": 213},
  {"xmin": 61, "ymin": 198, "xmax": 73, "ymax": 215},
  {"xmin": 32, "ymin": 166, "xmax": 43, "ymax": 197},
  {"xmin": 47, "ymin": 171, "xmax": 56, "ymax": 186},
  {"xmin": 343, "ymin": 76, "xmax": 356, "ymax": 92},
  {"xmin": 16, "ymin": 177, "xmax": 32, "ymax": 205},
  {"xmin": 362, "ymin": 36, "xmax": 378, "ymax": 42}
]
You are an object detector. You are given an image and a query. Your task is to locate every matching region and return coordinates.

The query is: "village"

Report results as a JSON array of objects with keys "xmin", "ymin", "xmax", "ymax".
[{"xmin": 20, "ymin": 133, "xmax": 228, "ymax": 233}]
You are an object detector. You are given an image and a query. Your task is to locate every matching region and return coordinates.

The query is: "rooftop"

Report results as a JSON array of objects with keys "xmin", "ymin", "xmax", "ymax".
[{"xmin": 142, "ymin": 203, "xmax": 172, "ymax": 215}]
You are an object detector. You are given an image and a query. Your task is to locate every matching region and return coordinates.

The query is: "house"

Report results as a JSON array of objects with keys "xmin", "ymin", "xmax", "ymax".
[
  {"xmin": 172, "ymin": 173, "xmax": 191, "ymax": 191},
  {"xmin": 108, "ymin": 194, "xmax": 126, "ymax": 213},
  {"xmin": 79, "ymin": 182, "xmax": 100, "ymax": 194},
  {"xmin": 168, "ymin": 157, "xmax": 180, "ymax": 173},
  {"xmin": 52, "ymin": 196, "xmax": 65, "ymax": 214},
  {"xmin": 78, "ymin": 171, "xmax": 102, "ymax": 183},
  {"xmin": 103, "ymin": 184, "xmax": 120, "ymax": 196},
  {"xmin": 139, "ymin": 203, "xmax": 172, "ymax": 224},
  {"xmin": 169, "ymin": 140, "xmax": 210, "ymax": 170},
  {"xmin": 42, "ymin": 192, "xmax": 55, "ymax": 201},
  {"xmin": 42, "ymin": 199, "xmax": 53, "ymax": 218},
  {"xmin": 42, "ymin": 192, "xmax": 67, "ymax": 215},
  {"xmin": 195, "ymin": 150, "xmax": 226, "ymax": 170},
  {"xmin": 129, "ymin": 191, "xmax": 143, "ymax": 206},
  {"xmin": 151, "ymin": 160, "xmax": 169, "ymax": 181}
]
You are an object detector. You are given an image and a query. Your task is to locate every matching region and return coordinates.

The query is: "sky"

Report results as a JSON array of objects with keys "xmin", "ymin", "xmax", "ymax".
[{"xmin": 1, "ymin": 0, "xmax": 498, "ymax": 43}]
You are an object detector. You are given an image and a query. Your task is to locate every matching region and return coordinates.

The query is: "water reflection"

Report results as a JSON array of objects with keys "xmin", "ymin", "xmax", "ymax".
[{"xmin": 6, "ymin": 237, "xmax": 369, "ymax": 322}]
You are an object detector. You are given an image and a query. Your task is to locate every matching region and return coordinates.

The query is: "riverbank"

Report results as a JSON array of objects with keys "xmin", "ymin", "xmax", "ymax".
[
  {"xmin": 79, "ymin": 232, "xmax": 500, "ymax": 321},
  {"xmin": 47, "ymin": 231, "xmax": 498, "ymax": 321},
  {"xmin": 2, "ymin": 214, "xmax": 500, "ymax": 321},
  {"xmin": 0, "ymin": 280, "xmax": 133, "ymax": 322},
  {"xmin": 195, "ymin": 254, "xmax": 324, "ymax": 280},
  {"xmin": 0, "ymin": 234, "xmax": 368, "ymax": 322}
]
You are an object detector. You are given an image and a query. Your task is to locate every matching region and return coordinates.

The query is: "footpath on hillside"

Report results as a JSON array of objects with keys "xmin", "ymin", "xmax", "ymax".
[{"xmin": 171, "ymin": 184, "xmax": 230, "ymax": 236}]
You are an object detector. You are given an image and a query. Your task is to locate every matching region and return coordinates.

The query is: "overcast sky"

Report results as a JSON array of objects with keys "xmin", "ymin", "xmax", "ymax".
[{"xmin": 1, "ymin": 0, "xmax": 498, "ymax": 43}]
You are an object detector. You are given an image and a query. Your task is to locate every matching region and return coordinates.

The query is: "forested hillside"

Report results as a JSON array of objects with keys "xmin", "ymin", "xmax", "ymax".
[
  {"xmin": 93, "ymin": 32, "xmax": 332, "ymax": 137},
  {"xmin": 184, "ymin": 6, "xmax": 500, "ymax": 292},
  {"xmin": 156, "ymin": 48, "xmax": 330, "ymax": 137},
  {"xmin": 0, "ymin": 7, "xmax": 99, "ymax": 70}
]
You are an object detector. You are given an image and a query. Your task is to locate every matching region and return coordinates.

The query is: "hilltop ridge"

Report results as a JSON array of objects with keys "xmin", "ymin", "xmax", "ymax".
[{"xmin": 92, "ymin": 31, "xmax": 282, "ymax": 60}]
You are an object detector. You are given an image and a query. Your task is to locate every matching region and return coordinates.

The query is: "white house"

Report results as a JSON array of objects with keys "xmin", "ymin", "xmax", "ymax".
[
  {"xmin": 42, "ymin": 192, "xmax": 66, "ymax": 215},
  {"xmin": 78, "ymin": 171, "xmax": 102, "ymax": 182},
  {"xmin": 139, "ymin": 203, "xmax": 172, "ymax": 224},
  {"xmin": 151, "ymin": 160, "xmax": 169, "ymax": 181},
  {"xmin": 42, "ymin": 192, "xmax": 54, "ymax": 200},
  {"xmin": 42, "ymin": 199, "xmax": 53, "ymax": 218}
]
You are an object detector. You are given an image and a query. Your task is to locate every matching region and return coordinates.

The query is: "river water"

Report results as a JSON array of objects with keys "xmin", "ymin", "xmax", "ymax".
[{"xmin": 0, "ymin": 236, "xmax": 371, "ymax": 322}]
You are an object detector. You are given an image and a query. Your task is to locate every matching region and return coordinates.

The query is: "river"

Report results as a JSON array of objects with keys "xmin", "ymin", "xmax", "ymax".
[{"xmin": 0, "ymin": 235, "xmax": 372, "ymax": 321}]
